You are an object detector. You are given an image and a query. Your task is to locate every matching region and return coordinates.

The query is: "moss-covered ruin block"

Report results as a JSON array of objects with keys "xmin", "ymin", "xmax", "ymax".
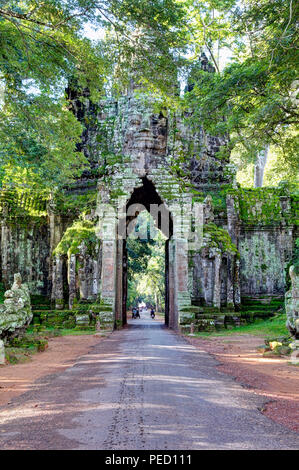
[
  {"xmin": 62, "ymin": 319, "xmax": 76, "ymax": 329},
  {"xmin": 75, "ymin": 314, "xmax": 90, "ymax": 326},
  {"xmin": 179, "ymin": 311, "xmax": 195, "ymax": 325},
  {"xmin": 0, "ymin": 274, "xmax": 33, "ymax": 341},
  {"xmin": 179, "ymin": 324, "xmax": 192, "ymax": 334}
]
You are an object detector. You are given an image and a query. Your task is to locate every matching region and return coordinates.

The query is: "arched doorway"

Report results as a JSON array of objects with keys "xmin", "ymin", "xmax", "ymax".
[
  {"xmin": 116, "ymin": 177, "xmax": 173, "ymax": 328},
  {"xmin": 98, "ymin": 173, "xmax": 192, "ymax": 331}
]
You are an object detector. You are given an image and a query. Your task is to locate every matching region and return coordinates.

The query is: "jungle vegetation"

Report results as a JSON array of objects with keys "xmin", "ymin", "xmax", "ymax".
[
  {"xmin": 0, "ymin": 0, "xmax": 298, "ymax": 191},
  {"xmin": 127, "ymin": 211, "xmax": 165, "ymax": 312}
]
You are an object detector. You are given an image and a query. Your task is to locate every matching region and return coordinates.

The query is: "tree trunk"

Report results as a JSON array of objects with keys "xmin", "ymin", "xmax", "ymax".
[{"xmin": 254, "ymin": 145, "xmax": 269, "ymax": 187}]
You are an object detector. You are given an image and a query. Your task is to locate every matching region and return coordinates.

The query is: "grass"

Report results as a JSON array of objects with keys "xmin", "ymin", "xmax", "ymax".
[
  {"xmin": 58, "ymin": 328, "xmax": 98, "ymax": 336},
  {"xmin": 5, "ymin": 332, "xmax": 48, "ymax": 364},
  {"xmin": 191, "ymin": 314, "xmax": 289, "ymax": 339},
  {"xmin": 27, "ymin": 326, "xmax": 97, "ymax": 336},
  {"xmin": 3, "ymin": 326, "xmax": 99, "ymax": 365},
  {"xmin": 4, "ymin": 347, "xmax": 33, "ymax": 364}
]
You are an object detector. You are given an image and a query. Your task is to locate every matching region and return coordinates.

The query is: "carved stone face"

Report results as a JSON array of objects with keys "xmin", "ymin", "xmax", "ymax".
[{"xmin": 124, "ymin": 103, "xmax": 167, "ymax": 160}]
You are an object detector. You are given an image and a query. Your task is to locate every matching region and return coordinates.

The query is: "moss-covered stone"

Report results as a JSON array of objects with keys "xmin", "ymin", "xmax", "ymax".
[
  {"xmin": 0, "ymin": 273, "xmax": 32, "ymax": 341},
  {"xmin": 53, "ymin": 219, "xmax": 98, "ymax": 257},
  {"xmin": 202, "ymin": 223, "xmax": 239, "ymax": 256},
  {"xmin": 53, "ymin": 190, "xmax": 97, "ymax": 217}
]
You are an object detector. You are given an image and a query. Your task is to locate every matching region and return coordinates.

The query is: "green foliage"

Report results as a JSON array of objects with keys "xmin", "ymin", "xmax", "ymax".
[
  {"xmin": 53, "ymin": 219, "xmax": 98, "ymax": 257},
  {"xmin": 227, "ymin": 185, "xmax": 297, "ymax": 225},
  {"xmin": 238, "ymin": 188, "xmax": 283, "ymax": 225},
  {"xmin": 10, "ymin": 334, "xmax": 48, "ymax": 352},
  {"xmin": 192, "ymin": 314, "xmax": 289, "ymax": 338},
  {"xmin": 203, "ymin": 223, "xmax": 239, "ymax": 255},
  {"xmin": 53, "ymin": 190, "xmax": 97, "ymax": 216},
  {"xmin": 0, "ymin": 0, "xmax": 189, "ymax": 189},
  {"xmin": 0, "ymin": 0, "xmax": 107, "ymax": 188},
  {"xmin": 0, "ymin": 187, "xmax": 48, "ymax": 218},
  {"xmin": 5, "ymin": 332, "xmax": 49, "ymax": 363},
  {"xmin": 182, "ymin": 0, "xmax": 299, "ymax": 186}
]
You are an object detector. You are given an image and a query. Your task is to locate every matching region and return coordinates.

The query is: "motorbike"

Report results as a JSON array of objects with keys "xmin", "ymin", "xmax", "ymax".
[{"xmin": 132, "ymin": 309, "xmax": 140, "ymax": 319}]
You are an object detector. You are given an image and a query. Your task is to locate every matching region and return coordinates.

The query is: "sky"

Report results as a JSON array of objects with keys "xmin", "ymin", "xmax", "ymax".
[{"xmin": 82, "ymin": 20, "xmax": 233, "ymax": 78}]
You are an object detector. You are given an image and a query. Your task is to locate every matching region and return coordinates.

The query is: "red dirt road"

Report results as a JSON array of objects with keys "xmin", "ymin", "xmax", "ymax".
[
  {"xmin": 186, "ymin": 334, "xmax": 299, "ymax": 432},
  {"xmin": 0, "ymin": 326, "xmax": 298, "ymax": 449},
  {"xmin": 0, "ymin": 334, "xmax": 100, "ymax": 406}
]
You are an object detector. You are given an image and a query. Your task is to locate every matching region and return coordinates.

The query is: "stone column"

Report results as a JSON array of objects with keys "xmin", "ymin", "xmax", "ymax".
[
  {"xmin": 52, "ymin": 255, "xmax": 64, "ymax": 309},
  {"xmin": 168, "ymin": 239, "xmax": 178, "ymax": 329},
  {"xmin": 1, "ymin": 220, "xmax": 10, "ymax": 287},
  {"xmin": 96, "ymin": 199, "xmax": 117, "ymax": 329},
  {"xmin": 165, "ymin": 240, "xmax": 170, "ymax": 327},
  {"xmin": 48, "ymin": 207, "xmax": 69, "ymax": 302},
  {"xmin": 92, "ymin": 259, "xmax": 99, "ymax": 297},
  {"xmin": 212, "ymin": 251, "xmax": 221, "ymax": 309},
  {"xmin": 226, "ymin": 254, "xmax": 234, "ymax": 308},
  {"xmin": 226, "ymin": 194, "xmax": 241, "ymax": 308},
  {"xmin": 114, "ymin": 239, "xmax": 124, "ymax": 327},
  {"xmin": 170, "ymin": 201, "xmax": 192, "ymax": 327},
  {"xmin": 68, "ymin": 254, "xmax": 76, "ymax": 309},
  {"xmin": 226, "ymin": 194, "xmax": 240, "ymax": 246},
  {"xmin": 234, "ymin": 258, "xmax": 241, "ymax": 307},
  {"xmin": 176, "ymin": 238, "xmax": 191, "ymax": 310},
  {"xmin": 101, "ymin": 240, "xmax": 117, "ymax": 305},
  {"xmin": 100, "ymin": 239, "xmax": 117, "ymax": 329},
  {"xmin": 77, "ymin": 245, "xmax": 89, "ymax": 301},
  {"xmin": 168, "ymin": 236, "xmax": 191, "ymax": 328}
]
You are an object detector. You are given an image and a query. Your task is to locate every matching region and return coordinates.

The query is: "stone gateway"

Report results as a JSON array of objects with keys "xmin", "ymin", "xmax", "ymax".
[{"xmin": 0, "ymin": 78, "xmax": 297, "ymax": 333}]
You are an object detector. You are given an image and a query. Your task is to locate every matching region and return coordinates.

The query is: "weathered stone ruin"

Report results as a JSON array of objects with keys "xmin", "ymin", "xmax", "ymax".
[
  {"xmin": 0, "ymin": 273, "xmax": 32, "ymax": 340},
  {"xmin": 0, "ymin": 74, "xmax": 297, "ymax": 333},
  {"xmin": 0, "ymin": 273, "xmax": 32, "ymax": 362}
]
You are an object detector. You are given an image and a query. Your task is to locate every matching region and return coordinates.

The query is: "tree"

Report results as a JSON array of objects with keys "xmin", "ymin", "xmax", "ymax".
[
  {"xmin": 182, "ymin": 0, "xmax": 299, "ymax": 186},
  {"xmin": 0, "ymin": 0, "xmax": 189, "ymax": 190}
]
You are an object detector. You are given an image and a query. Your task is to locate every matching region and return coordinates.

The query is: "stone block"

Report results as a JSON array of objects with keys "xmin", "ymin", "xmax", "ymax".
[
  {"xmin": 75, "ymin": 314, "xmax": 90, "ymax": 326},
  {"xmin": 179, "ymin": 311, "xmax": 195, "ymax": 325}
]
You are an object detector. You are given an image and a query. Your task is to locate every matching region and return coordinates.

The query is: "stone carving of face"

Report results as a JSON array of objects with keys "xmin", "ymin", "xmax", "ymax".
[{"xmin": 124, "ymin": 104, "xmax": 167, "ymax": 160}]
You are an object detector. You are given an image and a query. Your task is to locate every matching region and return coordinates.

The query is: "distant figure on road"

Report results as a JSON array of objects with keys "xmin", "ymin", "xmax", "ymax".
[
  {"xmin": 132, "ymin": 307, "xmax": 137, "ymax": 319},
  {"xmin": 132, "ymin": 307, "xmax": 140, "ymax": 319},
  {"xmin": 150, "ymin": 308, "xmax": 155, "ymax": 319}
]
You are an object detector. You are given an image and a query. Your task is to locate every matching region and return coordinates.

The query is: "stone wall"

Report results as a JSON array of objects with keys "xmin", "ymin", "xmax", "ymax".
[
  {"xmin": 239, "ymin": 226, "xmax": 294, "ymax": 297},
  {"xmin": 0, "ymin": 218, "xmax": 50, "ymax": 295},
  {"xmin": 285, "ymin": 265, "xmax": 299, "ymax": 339},
  {"xmin": 236, "ymin": 188, "xmax": 296, "ymax": 298}
]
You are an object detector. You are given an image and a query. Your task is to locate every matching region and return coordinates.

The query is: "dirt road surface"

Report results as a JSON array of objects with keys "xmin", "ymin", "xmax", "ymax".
[
  {"xmin": 186, "ymin": 334, "xmax": 299, "ymax": 432},
  {"xmin": 0, "ymin": 312, "xmax": 298, "ymax": 450}
]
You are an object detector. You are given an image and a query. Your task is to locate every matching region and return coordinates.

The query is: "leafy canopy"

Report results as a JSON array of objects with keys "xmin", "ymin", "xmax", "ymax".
[{"xmin": 0, "ymin": 0, "xmax": 189, "ymax": 190}]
